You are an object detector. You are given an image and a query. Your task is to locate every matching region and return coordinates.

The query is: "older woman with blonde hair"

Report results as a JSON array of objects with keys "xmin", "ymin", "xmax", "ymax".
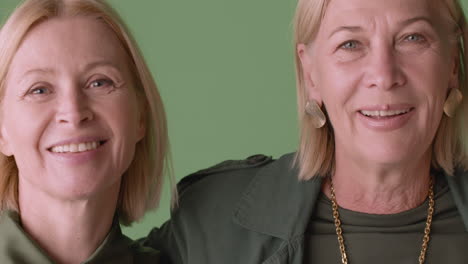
[
  {"xmin": 0, "ymin": 0, "xmax": 170, "ymax": 263},
  {"xmin": 144, "ymin": 0, "xmax": 468, "ymax": 263}
]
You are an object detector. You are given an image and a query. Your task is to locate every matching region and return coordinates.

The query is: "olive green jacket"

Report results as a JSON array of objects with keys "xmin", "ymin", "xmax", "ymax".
[
  {"xmin": 142, "ymin": 153, "xmax": 468, "ymax": 264},
  {"xmin": 0, "ymin": 211, "xmax": 160, "ymax": 264}
]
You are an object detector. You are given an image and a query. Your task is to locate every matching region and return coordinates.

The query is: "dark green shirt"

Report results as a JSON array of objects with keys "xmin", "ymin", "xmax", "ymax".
[
  {"xmin": 143, "ymin": 153, "xmax": 468, "ymax": 264},
  {"xmin": 306, "ymin": 174, "xmax": 468, "ymax": 263},
  {"xmin": 0, "ymin": 211, "xmax": 160, "ymax": 264}
]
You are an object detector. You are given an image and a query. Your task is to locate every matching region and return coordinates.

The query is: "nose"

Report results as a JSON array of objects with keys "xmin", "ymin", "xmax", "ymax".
[
  {"xmin": 364, "ymin": 44, "xmax": 406, "ymax": 90},
  {"xmin": 55, "ymin": 88, "xmax": 94, "ymax": 126}
]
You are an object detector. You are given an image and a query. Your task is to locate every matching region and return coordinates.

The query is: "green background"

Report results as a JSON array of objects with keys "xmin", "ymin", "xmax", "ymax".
[{"xmin": 1, "ymin": 0, "xmax": 467, "ymax": 239}]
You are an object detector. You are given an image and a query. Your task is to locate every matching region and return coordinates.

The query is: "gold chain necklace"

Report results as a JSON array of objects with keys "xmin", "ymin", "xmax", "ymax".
[{"xmin": 329, "ymin": 178, "xmax": 435, "ymax": 264}]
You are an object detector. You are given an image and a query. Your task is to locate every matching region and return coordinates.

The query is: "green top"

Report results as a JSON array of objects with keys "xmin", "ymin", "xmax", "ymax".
[
  {"xmin": 0, "ymin": 211, "xmax": 161, "ymax": 264},
  {"xmin": 142, "ymin": 153, "xmax": 468, "ymax": 264},
  {"xmin": 305, "ymin": 173, "xmax": 468, "ymax": 263}
]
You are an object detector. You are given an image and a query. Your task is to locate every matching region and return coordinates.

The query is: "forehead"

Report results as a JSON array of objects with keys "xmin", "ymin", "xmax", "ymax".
[
  {"xmin": 9, "ymin": 16, "xmax": 130, "ymax": 75},
  {"xmin": 326, "ymin": 0, "xmax": 432, "ymax": 12},
  {"xmin": 321, "ymin": 0, "xmax": 448, "ymax": 29}
]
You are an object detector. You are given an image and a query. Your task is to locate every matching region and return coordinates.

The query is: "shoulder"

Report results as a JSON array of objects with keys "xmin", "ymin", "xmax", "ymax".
[
  {"xmin": 171, "ymin": 152, "xmax": 297, "ymax": 223},
  {"xmin": 129, "ymin": 242, "xmax": 164, "ymax": 263},
  {"xmin": 141, "ymin": 154, "xmax": 282, "ymax": 261},
  {"xmin": 176, "ymin": 154, "xmax": 275, "ymax": 198},
  {"xmin": 142, "ymin": 152, "xmax": 306, "ymax": 262}
]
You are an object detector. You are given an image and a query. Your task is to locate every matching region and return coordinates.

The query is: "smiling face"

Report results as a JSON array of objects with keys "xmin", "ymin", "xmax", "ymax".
[
  {"xmin": 298, "ymin": 0, "xmax": 459, "ymax": 168},
  {"xmin": 0, "ymin": 16, "xmax": 145, "ymax": 200}
]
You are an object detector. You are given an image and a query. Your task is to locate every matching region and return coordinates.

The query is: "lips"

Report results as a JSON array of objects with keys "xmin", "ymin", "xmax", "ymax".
[
  {"xmin": 359, "ymin": 108, "xmax": 413, "ymax": 118},
  {"xmin": 357, "ymin": 105, "xmax": 415, "ymax": 131},
  {"xmin": 48, "ymin": 139, "xmax": 107, "ymax": 154}
]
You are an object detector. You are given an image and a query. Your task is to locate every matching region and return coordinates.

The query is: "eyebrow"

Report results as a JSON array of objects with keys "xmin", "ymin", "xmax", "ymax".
[
  {"xmin": 329, "ymin": 26, "xmax": 363, "ymax": 38},
  {"xmin": 84, "ymin": 61, "xmax": 122, "ymax": 71},
  {"xmin": 18, "ymin": 61, "xmax": 124, "ymax": 86},
  {"xmin": 328, "ymin": 16, "xmax": 434, "ymax": 38},
  {"xmin": 21, "ymin": 61, "xmax": 121, "ymax": 75},
  {"xmin": 22, "ymin": 68, "xmax": 54, "ymax": 77}
]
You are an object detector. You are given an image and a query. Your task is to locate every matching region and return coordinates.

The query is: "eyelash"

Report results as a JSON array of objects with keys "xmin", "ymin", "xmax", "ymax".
[
  {"xmin": 25, "ymin": 78, "xmax": 115, "ymax": 97},
  {"xmin": 403, "ymin": 33, "xmax": 426, "ymax": 43},
  {"xmin": 339, "ymin": 40, "xmax": 360, "ymax": 50},
  {"xmin": 29, "ymin": 86, "xmax": 50, "ymax": 96},
  {"xmin": 88, "ymin": 78, "xmax": 115, "ymax": 88},
  {"xmin": 338, "ymin": 33, "xmax": 427, "ymax": 51}
]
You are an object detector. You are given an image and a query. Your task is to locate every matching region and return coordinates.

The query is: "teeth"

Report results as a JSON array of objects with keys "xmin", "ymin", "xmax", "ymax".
[
  {"xmin": 360, "ymin": 109, "xmax": 411, "ymax": 117},
  {"xmin": 51, "ymin": 141, "xmax": 100, "ymax": 153}
]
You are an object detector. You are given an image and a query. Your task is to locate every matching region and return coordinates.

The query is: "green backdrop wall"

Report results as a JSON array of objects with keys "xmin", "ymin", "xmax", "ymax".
[{"xmin": 1, "ymin": 0, "xmax": 467, "ymax": 239}]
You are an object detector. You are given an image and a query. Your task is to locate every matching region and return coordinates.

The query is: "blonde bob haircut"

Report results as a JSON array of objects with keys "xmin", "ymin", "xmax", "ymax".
[
  {"xmin": 294, "ymin": 0, "xmax": 468, "ymax": 180},
  {"xmin": 0, "ymin": 0, "xmax": 171, "ymax": 225}
]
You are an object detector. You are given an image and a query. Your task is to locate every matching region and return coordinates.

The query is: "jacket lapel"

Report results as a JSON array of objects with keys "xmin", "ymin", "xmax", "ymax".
[
  {"xmin": 0, "ymin": 211, "xmax": 54, "ymax": 264},
  {"xmin": 233, "ymin": 153, "xmax": 323, "ymax": 239},
  {"xmin": 445, "ymin": 168, "xmax": 468, "ymax": 231}
]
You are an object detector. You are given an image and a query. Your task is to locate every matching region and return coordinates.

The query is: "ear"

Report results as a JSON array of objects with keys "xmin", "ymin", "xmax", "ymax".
[
  {"xmin": 136, "ymin": 110, "xmax": 146, "ymax": 143},
  {"xmin": 449, "ymin": 45, "xmax": 460, "ymax": 90},
  {"xmin": 0, "ymin": 126, "xmax": 13, "ymax": 157},
  {"xmin": 297, "ymin": 43, "xmax": 323, "ymax": 104}
]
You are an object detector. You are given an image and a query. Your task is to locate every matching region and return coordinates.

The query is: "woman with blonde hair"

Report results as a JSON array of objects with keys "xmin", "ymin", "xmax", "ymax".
[
  {"xmin": 144, "ymin": 0, "xmax": 468, "ymax": 263},
  {"xmin": 0, "ymin": 0, "xmax": 170, "ymax": 263}
]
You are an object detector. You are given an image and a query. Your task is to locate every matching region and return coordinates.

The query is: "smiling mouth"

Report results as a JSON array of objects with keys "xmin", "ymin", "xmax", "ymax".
[
  {"xmin": 359, "ymin": 108, "xmax": 414, "ymax": 118},
  {"xmin": 49, "ymin": 140, "xmax": 107, "ymax": 153}
]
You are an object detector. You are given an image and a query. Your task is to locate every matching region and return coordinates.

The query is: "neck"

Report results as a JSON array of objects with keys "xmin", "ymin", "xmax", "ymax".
[
  {"xmin": 323, "ymin": 151, "xmax": 433, "ymax": 214},
  {"xmin": 18, "ymin": 179, "xmax": 120, "ymax": 264}
]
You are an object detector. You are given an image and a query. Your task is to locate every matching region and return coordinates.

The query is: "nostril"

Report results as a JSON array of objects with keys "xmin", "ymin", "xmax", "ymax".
[{"xmin": 55, "ymin": 109, "xmax": 94, "ymax": 125}]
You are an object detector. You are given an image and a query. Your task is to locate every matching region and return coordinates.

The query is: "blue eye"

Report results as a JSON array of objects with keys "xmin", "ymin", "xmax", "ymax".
[
  {"xmin": 405, "ymin": 34, "xmax": 425, "ymax": 42},
  {"xmin": 30, "ymin": 87, "xmax": 49, "ymax": 95},
  {"xmin": 340, "ymin": 40, "xmax": 360, "ymax": 50},
  {"xmin": 89, "ymin": 79, "xmax": 114, "ymax": 88}
]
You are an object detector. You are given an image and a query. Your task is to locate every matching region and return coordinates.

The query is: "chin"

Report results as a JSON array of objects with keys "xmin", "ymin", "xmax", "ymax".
[
  {"xmin": 363, "ymin": 147, "xmax": 422, "ymax": 168},
  {"xmin": 50, "ymin": 184, "xmax": 102, "ymax": 200},
  {"xmin": 50, "ymin": 176, "xmax": 121, "ymax": 201}
]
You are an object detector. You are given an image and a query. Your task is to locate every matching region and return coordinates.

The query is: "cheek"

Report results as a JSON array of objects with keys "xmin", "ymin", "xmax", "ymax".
[
  {"xmin": 114, "ymin": 99, "xmax": 141, "ymax": 141},
  {"xmin": 404, "ymin": 52, "xmax": 451, "ymax": 118},
  {"xmin": 108, "ymin": 102, "xmax": 141, "ymax": 176},
  {"xmin": 1, "ymin": 103, "xmax": 51, "ymax": 180},
  {"xmin": 418, "ymin": 85, "xmax": 447, "ymax": 139},
  {"xmin": 2, "ymin": 103, "xmax": 48, "ymax": 154},
  {"xmin": 103, "ymin": 94, "xmax": 142, "ymax": 161},
  {"xmin": 315, "ymin": 50, "xmax": 362, "ymax": 97},
  {"xmin": 316, "ymin": 63, "xmax": 359, "ymax": 126}
]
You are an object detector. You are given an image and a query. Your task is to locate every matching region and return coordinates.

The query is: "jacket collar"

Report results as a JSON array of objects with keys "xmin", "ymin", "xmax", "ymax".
[
  {"xmin": 445, "ymin": 168, "xmax": 468, "ymax": 231},
  {"xmin": 233, "ymin": 153, "xmax": 323, "ymax": 240},
  {"xmin": 0, "ymin": 211, "xmax": 54, "ymax": 264},
  {"xmin": 85, "ymin": 218, "xmax": 134, "ymax": 264},
  {"xmin": 0, "ymin": 211, "xmax": 133, "ymax": 264},
  {"xmin": 234, "ymin": 152, "xmax": 468, "ymax": 238}
]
